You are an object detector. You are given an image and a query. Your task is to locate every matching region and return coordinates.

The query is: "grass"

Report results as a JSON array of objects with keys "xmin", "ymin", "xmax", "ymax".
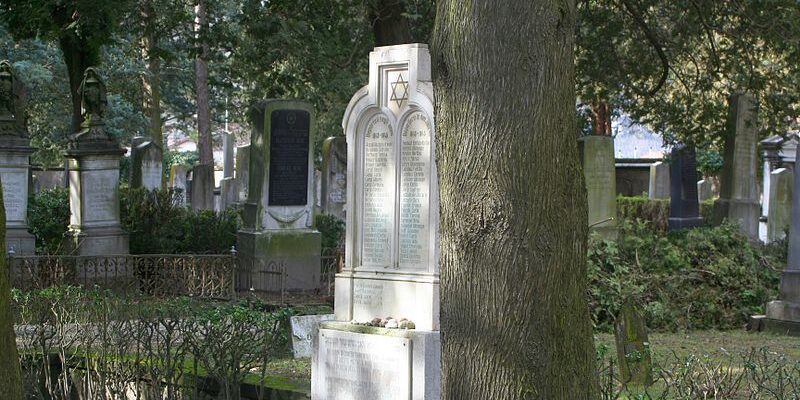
[{"xmin": 595, "ymin": 329, "xmax": 800, "ymax": 362}]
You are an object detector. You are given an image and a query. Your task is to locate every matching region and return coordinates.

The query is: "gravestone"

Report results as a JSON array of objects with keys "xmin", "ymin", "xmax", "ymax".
[
  {"xmin": 713, "ymin": 93, "xmax": 760, "ymax": 239},
  {"xmin": 64, "ymin": 68, "xmax": 129, "ymax": 256},
  {"xmin": 767, "ymin": 168, "xmax": 792, "ymax": 243},
  {"xmin": 312, "ymin": 44, "xmax": 441, "ymax": 400},
  {"xmin": 222, "ymin": 132, "xmax": 234, "ymax": 179},
  {"xmin": 168, "ymin": 164, "xmax": 189, "ymax": 204},
  {"xmin": 697, "ymin": 179, "xmax": 713, "ymax": 202},
  {"xmin": 668, "ymin": 144, "xmax": 703, "ymax": 230},
  {"xmin": 218, "ymin": 177, "xmax": 237, "ymax": 210},
  {"xmin": 190, "ymin": 163, "xmax": 214, "ymax": 210},
  {"xmin": 0, "ymin": 61, "xmax": 36, "ymax": 254},
  {"xmin": 130, "ymin": 137, "xmax": 162, "ymax": 190},
  {"xmin": 763, "ymin": 142, "xmax": 800, "ymax": 335},
  {"xmin": 648, "ymin": 161, "xmax": 670, "ymax": 199},
  {"xmin": 237, "ymin": 100, "xmax": 321, "ymax": 291},
  {"xmin": 321, "ymin": 136, "xmax": 347, "ymax": 220},
  {"xmin": 760, "ymin": 135, "xmax": 784, "ymax": 242},
  {"xmin": 290, "ymin": 314, "xmax": 335, "ymax": 359},
  {"xmin": 614, "ymin": 300, "xmax": 653, "ymax": 386},
  {"xmin": 579, "ymin": 135, "xmax": 618, "ymax": 238},
  {"xmin": 235, "ymin": 145, "xmax": 250, "ymax": 203}
]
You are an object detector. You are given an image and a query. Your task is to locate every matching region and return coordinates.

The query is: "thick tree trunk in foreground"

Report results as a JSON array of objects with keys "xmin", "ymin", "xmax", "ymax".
[
  {"xmin": 432, "ymin": 1, "xmax": 598, "ymax": 399},
  {"xmin": 0, "ymin": 179, "xmax": 23, "ymax": 398},
  {"xmin": 370, "ymin": 0, "xmax": 412, "ymax": 46},
  {"xmin": 195, "ymin": 0, "xmax": 213, "ymax": 165}
]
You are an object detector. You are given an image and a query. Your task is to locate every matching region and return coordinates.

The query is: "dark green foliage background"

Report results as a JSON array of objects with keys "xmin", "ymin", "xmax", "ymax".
[
  {"xmin": 27, "ymin": 188, "xmax": 70, "ymax": 254},
  {"xmin": 27, "ymin": 187, "xmax": 240, "ymax": 255},
  {"xmin": 588, "ymin": 220, "xmax": 782, "ymax": 332},
  {"xmin": 314, "ymin": 214, "xmax": 344, "ymax": 252},
  {"xmin": 120, "ymin": 188, "xmax": 240, "ymax": 254}
]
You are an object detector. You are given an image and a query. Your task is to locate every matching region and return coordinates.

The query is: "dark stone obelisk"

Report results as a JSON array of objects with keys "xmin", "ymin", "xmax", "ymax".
[{"xmin": 668, "ymin": 144, "xmax": 703, "ymax": 230}]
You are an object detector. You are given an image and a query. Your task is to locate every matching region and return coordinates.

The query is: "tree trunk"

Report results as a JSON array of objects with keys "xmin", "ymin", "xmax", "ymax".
[
  {"xmin": 141, "ymin": 0, "xmax": 165, "ymax": 188},
  {"xmin": 195, "ymin": 0, "xmax": 213, "ymax": 165},
  {"xmin": 0, "ymin": 179, "xmax": 23, "ymax": 398},
  {"xmin": 432, "ymin": 1, "xmax": 598, "ymax": 399},
  {"xmin": 370, "ymin": 0, "xmax": 412, "ymax": 46},
  {"xmin": 591, "ymin": 100, "xmax": 612, "ymax": 136},
  {"xmin": 59, "ymin": 35, "xmax": 96, "ymax": 133}
]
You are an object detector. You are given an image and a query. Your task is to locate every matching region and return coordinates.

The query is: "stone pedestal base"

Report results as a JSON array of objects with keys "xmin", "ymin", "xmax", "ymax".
[
  {"xmin": 668, "ymin": 217, "xmax": 704, "ymax": 231},
  {"xmin": 68, "ymin": 227, "xmax": 129, "ymax": 256},
  {"xmin": 7, "ymin": 227, "xmax": 35, "ymax": 255},
  {"xmin": 312, "ymin": 322, "xmax": 440, "ymax": 400},
  {"xmin": 334, "ymin": 272, "xmax": 439, "ymax": 331},
  {"xmin": 713, "ymin": 198, "xmax": 760, "ymax": 238},
  {"xmin": 237, "ymin": 229, "xmax": 321, "ymax": 291}
]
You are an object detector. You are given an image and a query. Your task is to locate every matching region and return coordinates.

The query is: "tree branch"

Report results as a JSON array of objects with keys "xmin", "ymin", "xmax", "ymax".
[{"xmin": 618, "ymin": 0, "xmax": 669, "ymax": 96}]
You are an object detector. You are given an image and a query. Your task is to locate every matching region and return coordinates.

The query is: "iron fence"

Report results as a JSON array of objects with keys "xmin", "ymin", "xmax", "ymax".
[{"xmin": 7, "ymin": 249, "xmax": 287, "ymax": 301}]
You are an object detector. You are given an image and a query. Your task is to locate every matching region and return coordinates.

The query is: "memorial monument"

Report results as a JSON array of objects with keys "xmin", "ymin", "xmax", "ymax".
[
  {"xmin": 761, "ymin": 142, "xmax": 800, "ymax": 335},
  {"xmin": 579, "ymin": 135, "xmax": 617, "ymax": 238},
  {"xmin": 767, "ymin": 167, "xmax": 792, "ymax": 242},
  {"xmin": 320, "ymin": 136, "xmax": 347, "ymax": 220},
  {"xmin": 64, "ymin": 68, "xmax": 128, "ymax": 256},
  {"xmin": 668, "ymin": 144, "xmax": 703, "ymax": 230},
  {"xmin": 130, "ymin": 136, "xmax": 162, "ymax": 190},
  {"xmin": 713, "ymin": 93, "xmax": 759, "ymax": 239},
  {"xmin": 0, "ymin": 61, "xmax": 35, "ymax": 254},
  {"xmin": 235, "ymin": 144, "xmax": 250, "ymax": 203},
  {"xmin": 312, "ymin": 44, "xmax": 441, "ymax": 400},
  {"xmin": 648, "ymin": 161, "xmax": 670, "ymax": 199},
  {"xmin": 238, "ymin": 100, "xmax": 321, "ymax": 291}
]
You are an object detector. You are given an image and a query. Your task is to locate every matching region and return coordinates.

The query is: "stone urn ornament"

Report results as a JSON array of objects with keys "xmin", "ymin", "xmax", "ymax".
[{"xmin": 69, "ymin": 67, "xmax": 119, "ymax": 152}]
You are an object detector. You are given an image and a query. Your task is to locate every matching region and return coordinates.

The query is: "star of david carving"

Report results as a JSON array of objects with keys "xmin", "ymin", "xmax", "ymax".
[{"xmin": 389, "ymin": 74, "xmax": 409, "ymax": 108}]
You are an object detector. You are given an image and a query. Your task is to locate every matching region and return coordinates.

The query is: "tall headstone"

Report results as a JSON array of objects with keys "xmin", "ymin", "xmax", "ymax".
[
  {"xmin": 218, "ymin": 177, "xmax": 237, "ymax": 210},
  {"xmin": 668, "ymin": 144, "xmax": 703, "ymax": 230},
  {"xmin": 312, "ymin": 44, "xmax": 440, "ymax": 400},
  {"xmin": 767, "ymin": 168, "xmax": 792, "ymax": 243},
  {"xmin": 235, "ymin": 145, "xmax": 250, "ymax": 203},
  {"xmin": 64, "ymin": 68, "xmax": 128, "ymax": 256},
  {"xmin": 190, "ymin": 163, "xmax": 214, "ymax": 210},
  {"xmin": 222, "ymin": 132, "xmax": 234, "ymax": 178},
  {"xmin": 760, "ymin": 135, "xmax": 784, "ymax": 242},
  {"xmin": 0, "ymin": 61, "xmax": 35, "ymax": 254},
  {"xmin": 320, "ymin": 136, "xmax": 347, "ymax": 220},
  {"xmin": 648, "ymin": 161, "xmax": 670, "ymax": 199},
  {"xmin": 579, "ymin": 135, "xmax": 617, "ymax": 238},
  {"xmin": 763, "ymin": 142, "xmax": 800, "ymax": 335},
  {"xmin": 238, "ymin": 100, "xmax": 321, "ymax": 291},
  {"xmin": 697, "ymin": 179, "xmax": 713, "ymax": 202},
  {"xmin": 130, "ymin": 137, "xmax": 162, "ymax": 190},
  {"xmin": 713, "ymin": 93, "xmax": 759, "ymax": 239},
  {"xmin": 168, "ymin": 164, "xmax": 189, "ymax": 204}
]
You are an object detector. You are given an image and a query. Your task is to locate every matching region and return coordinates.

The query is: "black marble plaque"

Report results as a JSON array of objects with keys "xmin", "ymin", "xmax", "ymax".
[{"xmin": 269, "ymin": 109, "xmax": 310, "ymax": 206}]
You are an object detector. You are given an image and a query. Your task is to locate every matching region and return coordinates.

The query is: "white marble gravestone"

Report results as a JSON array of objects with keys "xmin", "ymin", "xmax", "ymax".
[
  {"xmin": 313, "ymin": 44, "xmax": 440, "ymax": 400},
  {"xmin": 0, "ymin": 61, "xmax": 36, "ymax": 254}
]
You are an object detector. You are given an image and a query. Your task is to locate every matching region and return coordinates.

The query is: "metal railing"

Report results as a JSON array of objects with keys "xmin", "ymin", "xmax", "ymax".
[{"xmin": 7, "ymin": 248, "xmax": 287, "ymax": 301}]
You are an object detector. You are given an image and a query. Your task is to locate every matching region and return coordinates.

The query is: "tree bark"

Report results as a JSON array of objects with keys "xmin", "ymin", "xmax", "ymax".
[
  {"xmin": 195, "ymin": 0, "xmax": 213, "ymax": 165},
  {"xmin": 0, "ymin": 179, "xmax": 23, "ymax": 398},
  {"xmin": 370, "ymin": 0, "xmax": 412, "ymax": 46},
  {"xmin": 432, "ymin": 1, "xmax": 598, "ymax": 399},
  {"xmin": 141, "ymin": 0, "xmax": 165, "ymax": 188},
  {"xmin": 591, "ymin": 100, "xmax": 612, "ymax": 136}
]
